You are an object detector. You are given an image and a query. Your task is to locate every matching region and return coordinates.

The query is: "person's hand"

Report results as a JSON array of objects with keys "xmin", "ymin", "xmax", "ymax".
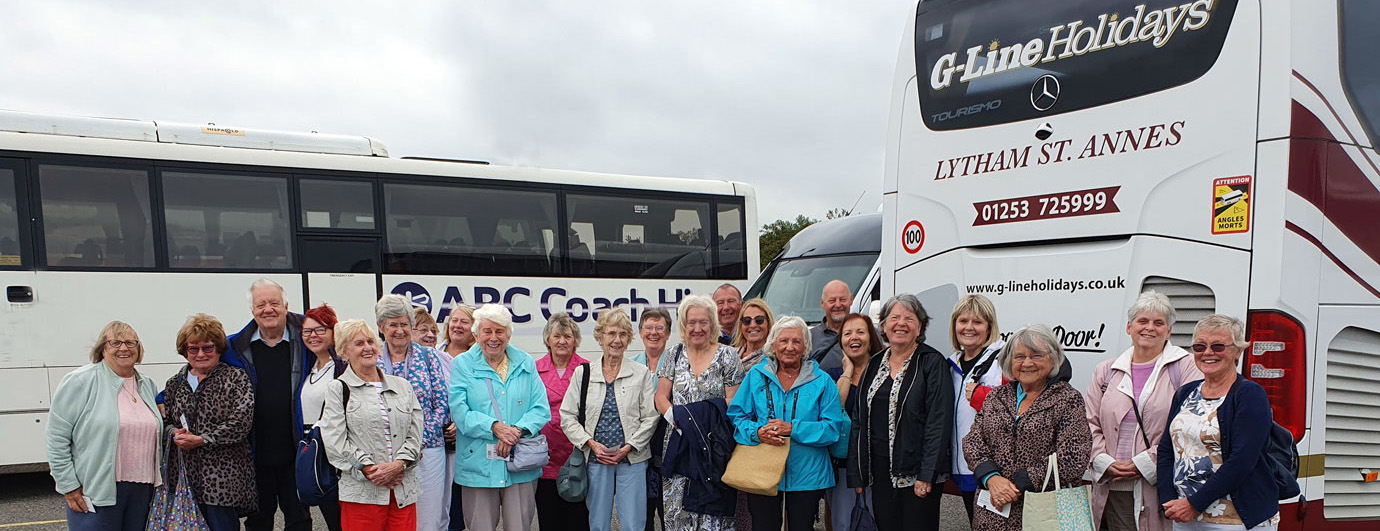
[
  {"xmin": 840, "ymin": 355, "xmax": 854, "ymax": 377},
  {"xmin": 444, "ymin": 423, "xmax": 457, "ymax": 444},
  {"xmin": 757, "ymin": 424, "xmax": 787, "ymax": 446},
  {"xmin": 365, "ymin": 461, "xmax": 405, "ymax": 487},
  {"xmin": 775, "ymin": 421, "xmax": 793, "ymax": 438},
  {"xmin": 596, "ymin": 444, "xmax": 632, "ymax": 466},
  {"xmin": 964, "ymin": 382, "xmax": 978, "ymax": 401},
  {"xmin": 495, "ymin": 439, "xmax": 513, "ymax": 458},
  {"xmin": 1162, "ymin": 498, "xmax": 1199, "ymax": 523},
  {"xmin": 63, "ymin": 487, "xmax": 89, "ymax": 513},
  {"xmin": 986, "ymin": 475, "xmax": 1022, "ymax": 509},
  {"xmin": 1108, "ymin": 460, "xmax": 1141, "ymax": 481},
  {"xmin": 587, "ymin": 440, "xmax": 609, "ymax": 456},
  {"xmin": 491, "ymin": 422, "xmax": 520, "ymax": 446},
  {"xmin": 171, "ymin": 428, "xmax": 205, "ymax": 450},
  {"xmin": 913, "ymin": 480, "xmax": 933, "ymax": 498}
]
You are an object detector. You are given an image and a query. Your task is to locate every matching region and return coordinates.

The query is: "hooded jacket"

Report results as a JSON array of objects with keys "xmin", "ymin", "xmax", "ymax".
[
  {"xmin": 846, "ymin": 342, "xmax": 954, "ymax": 488},
  {"xmin": 449, "ymin": 344, "xmax": 551, "ymax": 489},
  {"xmin": 946, "ymin": 339, "xmax": 1006, "ymax": 491},
  {"xmin": 728, "ymin": 357, "xmax": 850, "ymax": 492}
]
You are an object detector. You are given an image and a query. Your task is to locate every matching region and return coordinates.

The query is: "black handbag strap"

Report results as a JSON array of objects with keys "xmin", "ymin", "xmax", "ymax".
[
  {"xmin": 577, "ymin": 363, "xmax": 591, "ymax": 425},
  {"xmin": 1130, "ymin": 396, "xmax": 1153, "ymax": 450}
]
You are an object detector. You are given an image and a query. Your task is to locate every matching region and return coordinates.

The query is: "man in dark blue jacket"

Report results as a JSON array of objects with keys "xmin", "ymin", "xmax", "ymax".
[{"xmin": 224, "ymin": 278, "xmax": 311, "ymax": 531}]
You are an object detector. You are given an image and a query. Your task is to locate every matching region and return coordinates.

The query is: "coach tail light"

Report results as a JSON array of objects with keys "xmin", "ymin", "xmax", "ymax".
[{"xmin": 1246, "ymin": 310, "xmax": 1307, "ymax": 441}]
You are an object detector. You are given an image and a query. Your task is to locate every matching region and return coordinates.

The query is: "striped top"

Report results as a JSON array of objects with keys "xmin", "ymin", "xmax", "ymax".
[{"xmin": 368, "ymin": 382, "xmax": 394, "ymax": 459}]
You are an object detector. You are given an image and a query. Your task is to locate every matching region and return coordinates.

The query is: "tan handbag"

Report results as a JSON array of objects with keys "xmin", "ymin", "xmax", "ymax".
[{"xmin": 721, "ymin": 373, "xmax": 793, "ymax": 496}]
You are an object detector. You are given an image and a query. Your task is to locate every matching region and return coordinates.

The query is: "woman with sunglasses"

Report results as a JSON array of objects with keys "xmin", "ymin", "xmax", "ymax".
[
  {"xmin": 1084, "ymin": 291, "xmax": 1201, "ymax": 531},
  {"xmin": 729, "ymin": 297, "xmax": 775, "ymax": 531},
  {"xmin": 1158, "ymin": 315, "xmax": 1280, "ymax": 530}
]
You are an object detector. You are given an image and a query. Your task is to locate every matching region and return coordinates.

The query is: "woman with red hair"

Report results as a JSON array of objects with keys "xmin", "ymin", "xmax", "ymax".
[{"xmin": 300, "ymin": 304, "xmax": 348, "ymax": 531}]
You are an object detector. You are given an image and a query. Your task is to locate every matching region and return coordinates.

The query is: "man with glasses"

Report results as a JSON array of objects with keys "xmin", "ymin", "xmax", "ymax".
[
  {"xmin": 224, "ymin": 278, "xmax": 312, "ymax": 531},
  {"xmin": 809, "ymin": 280, "xmax": 853, "ymax": 379}
]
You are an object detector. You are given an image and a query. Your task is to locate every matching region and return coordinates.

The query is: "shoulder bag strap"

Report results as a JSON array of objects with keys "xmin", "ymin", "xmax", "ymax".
[
  {"xmin": 485, "ymin": 378, "xmax": 505, "ymax": 424},
  {"xmin": 1041, "ymin": 453, "xmax": 1062, "ymax": 491},
  {"xmin": 763, "ymin": 372, "xmax": 775, "ymax": 420},
  {"xmin": 577, "ymin": 363, "xmax": 591, "ymax": 425}
]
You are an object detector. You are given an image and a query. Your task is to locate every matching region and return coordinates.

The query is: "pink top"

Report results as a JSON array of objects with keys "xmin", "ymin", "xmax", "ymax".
[
  {"xmin": 1114, "ymin": 362, "xmax": 1157, "ymax": 461},
  {"xmin": 114, "ymin": 377, "xmax": 159, "ymax": 484},
  {"xmin": 536, "ymin": 352, "xmax": 589, "ymax": 479}
]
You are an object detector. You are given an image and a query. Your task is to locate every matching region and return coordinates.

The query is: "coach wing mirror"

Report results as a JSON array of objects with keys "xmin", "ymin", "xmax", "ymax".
[{"xmin": 1035, "ymin": 122, "xmax": 1054, "ymax": 141}]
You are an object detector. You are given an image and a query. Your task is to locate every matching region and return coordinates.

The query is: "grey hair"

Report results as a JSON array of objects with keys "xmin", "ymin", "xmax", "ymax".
[
  {"xmin": 246, "ymin": 278, "xmax": 289, "ymax": 307},
  {"xmin": 472, "ymin": 304, "xmax": 514, "ymax": 335},
  {"xmin": 713, "ymin": 283, "xmax": 741, "ymax": 299},
  {"xmin": 1192, "ymin": 314, "xmax": 1249, "ymax": 350},
  {"xmin": 374, "ymin": 294, "xmax": 415, "ymax": 326},
  {"xmin": 879, "ymin": 294, "xmax": 931, "ymax": 340},
  {"xmin": 639, "ymin": 307, "xmax": 673, "ymax": 327},
  {"xmin": 676, "ymin": 294, "xmax": 720, "ymax": 343},
  {"xmin": 999, "ymin": 325, "xmax": 1066, "ymax": 380},
  {"xmin": 543, "ymin": 312, "xmax": 583, "ymax": 349},
  {"xmin": 1127, "ymin": 290, "xmax": 1177, "ymax": 326},
  {"xmin": 764, "ymin": 315, "xmax": 812, "ymax": 358}
]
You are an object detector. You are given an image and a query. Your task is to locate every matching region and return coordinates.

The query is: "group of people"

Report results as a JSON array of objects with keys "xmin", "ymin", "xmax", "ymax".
[{"xmin": 46, "ymin": 279, "xmax": 1284, "ymax": 531}]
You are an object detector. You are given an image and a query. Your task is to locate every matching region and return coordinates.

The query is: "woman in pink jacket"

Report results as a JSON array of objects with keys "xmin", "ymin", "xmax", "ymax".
[{"xmin": 1084, "ymin": 291, "xmax": 1203, "ymax": 531}]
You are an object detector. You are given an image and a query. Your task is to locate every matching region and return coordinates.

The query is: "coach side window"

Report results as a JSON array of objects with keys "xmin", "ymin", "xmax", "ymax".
[
  {"xmin": 715, "ymin": 202, "xmax": 747, "ymax": 278},
  {"xmin": 300, "ymin": 179, "xmax": 376, "ymax": 230},
  {"xmin": 38, "ymin": 165, "xmax": 154, "ymax": 268},
  {"xmin": 162, "ymin": 171, "xmax": 293, "ymax": 269},
  {"xmin": 0, "ymin": 169, "xmax": 19, "ymax": 267},
  {"xmin": 1340, "ymin": 0, "xmax": 1380, "ymax": 145},
  {"xmin": 564, "ymin": 194, "xmax": 712, "ymax": 278},
  {"xmin": 383, "ymin": 182, "xmax": 559, "ymax": 276}
]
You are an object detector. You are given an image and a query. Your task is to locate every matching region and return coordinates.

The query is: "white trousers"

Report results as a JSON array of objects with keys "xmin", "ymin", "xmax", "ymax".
[{"xmin": 416, "ymin": 446, "xmax": 451, "ymax": 531}]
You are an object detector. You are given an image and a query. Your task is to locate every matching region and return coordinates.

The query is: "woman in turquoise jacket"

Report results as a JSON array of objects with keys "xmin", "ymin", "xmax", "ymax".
[
  {"xmin": 449, "ymin": 304, "xmax": 552, "ymax": 531},
  {"xmin": 47, "ymin": 321, "xmax": 164, "ymax": 531},
  {"xmin": 728, "ymin": 315, "xmax": 849, "ymax": 531}
]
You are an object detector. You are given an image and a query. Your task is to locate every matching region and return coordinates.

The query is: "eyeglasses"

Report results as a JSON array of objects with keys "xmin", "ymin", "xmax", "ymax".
[
  {"xmin": 1011, "ymin": 353, "xmax": 1049, "ymax": 363},
  {"xmin": 1191, "ymin": 343, "xmax": 1232, "ymax": 353},
  {"xmin": 640, "ymin": 324, "xmax": 667, "ymax": 332},
  {"xmin": 413, "ymin": 327, "xmax": 438, "ymax": 334},
  {"xmin": 106, "ymin": 340, "xmax": 139, "ymax": 350},
  {"xmin": 302, "ymin": 327, "xmax": 329, "ymax": 337},
  {"xmin": 185, "ymin": 345, "xmax": 217, "ymax": 355},
  {"xmin": 740, "ymin": 316, "xmax": 768, "ymax": 326}
]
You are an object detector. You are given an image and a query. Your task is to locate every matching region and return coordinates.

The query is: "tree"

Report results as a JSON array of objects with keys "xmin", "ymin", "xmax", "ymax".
[
  {"xmin": 758, "ymin": 215, "xmax": 816, "ymax": 269},
  {"xmin": 825, "ymin": 208, "xmax": 849, "ymax": 220}
]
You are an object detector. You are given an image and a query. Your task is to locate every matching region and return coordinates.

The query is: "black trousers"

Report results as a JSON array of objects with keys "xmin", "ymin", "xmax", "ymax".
[
  {"xmin": 746, "ymin": 490, "xmax": 825, "ymax": 531},
  {"xmin": 244, "ymin": 462, "xmax": 312, "ymax": 531},
  {"xmin": 315, "ymin": 492, "xmax": 342, "ymax": 531},
  {"xmin": 870, "ymin": 482, "xmax": 941, "ymax": 531},
  {"xmin": 535, "ymin": 478, "xmax": 589, "ymax": 531}
]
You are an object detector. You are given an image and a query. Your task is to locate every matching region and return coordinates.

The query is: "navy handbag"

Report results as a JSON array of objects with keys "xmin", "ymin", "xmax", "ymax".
[{"xmin": 296, "ymin": 384, "xmax": 349, "ymax": 506}]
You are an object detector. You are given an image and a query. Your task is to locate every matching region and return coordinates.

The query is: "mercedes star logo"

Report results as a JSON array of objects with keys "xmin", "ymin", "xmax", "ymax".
[{"xmin": 1030, "ymin": 74, "xmax": 1060, "ymax": 111}]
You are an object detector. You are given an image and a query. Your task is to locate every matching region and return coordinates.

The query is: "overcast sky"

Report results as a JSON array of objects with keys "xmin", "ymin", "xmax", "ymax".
[{"xmin": 1, "ymin": 0, "xmax": 913, "ymax": 227}]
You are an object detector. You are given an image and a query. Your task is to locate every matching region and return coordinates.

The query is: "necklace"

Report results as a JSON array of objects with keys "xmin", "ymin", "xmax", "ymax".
[{"xmin": 121, "ymin": 382, "xmax": 138, "ymax": 403}]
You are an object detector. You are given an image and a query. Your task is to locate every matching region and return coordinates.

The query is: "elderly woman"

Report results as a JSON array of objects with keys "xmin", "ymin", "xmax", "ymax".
[
  {"xmin": 1157, "ymin": 315, "xmax": 1279, "ymax": 530},
  {"xmin": 321, "ymin": 319, "xmax": 425, "ymax": 531},
  {"xmin": 729, "ymin": 316, "xmax": 849, "ymax": 531},
  {"xmin": 375, "ymin": 294, "xmax": 454, "ymax": 531},
  {"xmin": 439, "ymin": 303, "xmax": 477, "ymax": 359},
  {"xmin": 48, "ymin": 321, "xmax": 163, "ymax": 530},
  {"xmin": 450, "ymin": 304, "xmax": 552, "ymax": 531},
  {"xmin": 162, "ymin": 314, "xmax": 257, "ymax": 531},
  {"xmin": 829, "ymin": 312, "xmax": 882, "ymax": 531},
  {"xmin": 631, "ymin": 305, "xmax": 672, "ymax": 531},
  {"xmin": 413, "ymin": 308, "xmax": 440, "ymax": 348},
  {"xmin": 299, "ymin": 304, "xmax": 348, "ymax": 531},
  {"xmin": 732, "ymin": 298, "xmax": 775, "ymax": 369},
  {"xmin": 945, "ymin": 294, "xmax": 1007, "ymax": 520},
  {"xmin": 846, "ymin": 294, "xmax": 953, "ymax": 531},
  {"xmin": 536, "ymin": 313, "xmax": 591, "ymax": 531},
  {"xmin": 962, "ymin": 325, "xmax": 1092, "ymax": 531},
  {"xmin": 655, "ymin": 295, "xmax": 745, "ymax": 531},
  {"xmin": 560, "ymin": 308, "xmax": 659, "ymax": 531},
  {"xmin": 1087, "ymin": 292, "xmax": 1203, "ymax": 531}
]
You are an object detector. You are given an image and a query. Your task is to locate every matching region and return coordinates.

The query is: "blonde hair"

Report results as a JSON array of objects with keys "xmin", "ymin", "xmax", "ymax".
[
  {"xmin": 949, "ymin": 295, "xmax": 1000, "ymax": 353},
  {"xmin": 334, "ymin": 319, "xmax": 378, "ymax": 357},
  {"xmin": 732, "ymin": 298, "xmax": 776, "ymax": 349},
  {"xmin": 175, "ymin": 313, "xmax": 228, "ymax": 358},
  {"xmin": 90, "ymin": 321, "xmax": 144, "ymax": 364},
  {"xmin": 413, "ymin": 307, "xmax": 437, "ymax": 330},
  {"xmin": 676, "ymin": 295, "xmax": 720, "ymax": 343}
]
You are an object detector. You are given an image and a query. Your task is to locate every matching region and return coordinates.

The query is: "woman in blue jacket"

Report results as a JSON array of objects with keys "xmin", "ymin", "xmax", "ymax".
[
  {"xmin": 728, "ymin": 315, "xmax": 849, "ymax": 531},
  {"xmin": 449, "ymin": 304, "xmax": 553, "ymax": 531},
  {"xmin": 1157, "ymin": 314, "xmax": 1280, "ymax": 530}
]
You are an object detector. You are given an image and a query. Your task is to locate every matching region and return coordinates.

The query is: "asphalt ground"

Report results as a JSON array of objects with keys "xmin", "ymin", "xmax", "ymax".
[{"xmin": 0, "ymin": 472, "xmax": 969, "ymax": 530}]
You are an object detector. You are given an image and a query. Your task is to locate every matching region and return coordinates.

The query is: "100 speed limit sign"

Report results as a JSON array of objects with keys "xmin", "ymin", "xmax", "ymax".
[{"xmin": 902, "ymin": 220, "xmax": 925, "ymax": 254}]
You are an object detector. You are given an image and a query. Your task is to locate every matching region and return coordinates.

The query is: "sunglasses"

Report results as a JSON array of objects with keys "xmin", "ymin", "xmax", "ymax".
[
  {"xmin": 1191, "ymin": 343, "xmax": 1232, "ymax": 353},
  {"xmin": 740, "ymin": 316, "xmax": 768, "ymax": 326}
]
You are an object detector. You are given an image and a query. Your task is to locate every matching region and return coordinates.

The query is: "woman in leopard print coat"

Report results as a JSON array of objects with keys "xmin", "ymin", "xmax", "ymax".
[
  {"xmin": 962, "ymin": 325, "xmax": 1092, "ymax": 531},
  {"xmin": 162, "ymin": 314, "xmax": 257, "ymax": 530}
]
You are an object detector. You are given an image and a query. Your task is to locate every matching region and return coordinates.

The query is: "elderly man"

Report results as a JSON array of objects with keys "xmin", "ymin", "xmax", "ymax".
[
  {"xmin": 808, "ymin": 280, "xmax": 853, "ymax": 378},
  {"xmin": 712, "ymin": 283, "xmax": 743, "ymax": 345},
  {"xmin": 224, "ymin": 278, "xmax": 312, "ymax": 531}
]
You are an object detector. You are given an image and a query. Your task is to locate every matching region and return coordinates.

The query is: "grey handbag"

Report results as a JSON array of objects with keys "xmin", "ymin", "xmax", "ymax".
[
  {"xmin": 485, "ymin": 378, "xmax": 550, "ymax": 473},
  {"xmin": 556, "ymin": 363, "xmax": 592, "ymax": 502}
]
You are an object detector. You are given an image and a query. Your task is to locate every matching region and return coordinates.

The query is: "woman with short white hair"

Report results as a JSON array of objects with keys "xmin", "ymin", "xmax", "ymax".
[
  {"xmin": 449, "ymin": 304, "xmax": 551, "ymax": 531},
  {"xmin": 374, "ymin": 294, "xmax": 453, "ymax": 531}
]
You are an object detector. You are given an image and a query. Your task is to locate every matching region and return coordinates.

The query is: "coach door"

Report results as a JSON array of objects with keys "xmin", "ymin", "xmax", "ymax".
[{"xmin": 296, "ymin": 177, "xmax": 382, "ymax": 321}]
